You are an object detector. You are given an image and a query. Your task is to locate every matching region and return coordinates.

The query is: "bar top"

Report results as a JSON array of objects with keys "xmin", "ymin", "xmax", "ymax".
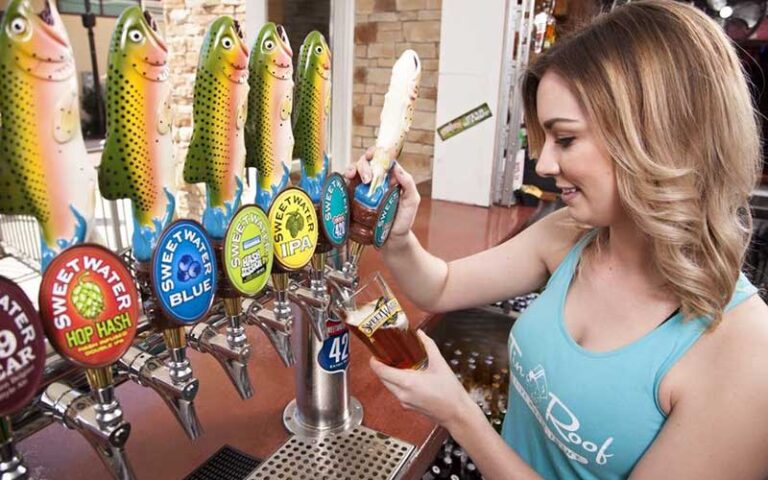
[{"xmin": 18, "ymin": 198, "xmax": 536, "ymax": 479}]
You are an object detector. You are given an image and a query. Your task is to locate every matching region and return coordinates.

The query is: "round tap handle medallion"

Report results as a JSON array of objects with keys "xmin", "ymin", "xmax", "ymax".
[
  {"xmin": 268, "ymin": 187, "xmax": 319, "ymax": 271},
  {"xmin": 151, "ymin": 219, "xmax": 217, "ymax": 325},
  {"xmin": 224, "ymin": 205, "xmax": 274, "ymax": 296},
  {"xmin": 320, "ymin": 173, "xmax": 351, "ymax": 248},
  {"xmin": 38, "ymin": 244, "xmax": 139, "ymax": 369},
  {"xmin": 373, "ymin": 186, "xmax": 401, "ymax": 249},
  {"xmin": 0, "ymin": 277, "xmax": 46, "ymax": 416}
]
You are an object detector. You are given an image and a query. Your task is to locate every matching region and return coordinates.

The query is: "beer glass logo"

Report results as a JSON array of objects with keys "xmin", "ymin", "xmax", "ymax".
[{"xmin": 359, "ymin": 296, "xmax": 402, "ymax": 337}]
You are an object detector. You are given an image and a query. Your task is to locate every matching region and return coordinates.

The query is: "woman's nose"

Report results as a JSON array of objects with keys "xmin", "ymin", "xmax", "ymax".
[{"xmin": 535, "ymin": 145, "xmax": 560, "ymax": 178}]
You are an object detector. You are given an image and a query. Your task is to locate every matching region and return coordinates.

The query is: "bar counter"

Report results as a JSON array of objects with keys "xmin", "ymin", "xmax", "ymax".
[{"xmin": 18, "ymin": 198, "xmax": 536, "ymax": 480}]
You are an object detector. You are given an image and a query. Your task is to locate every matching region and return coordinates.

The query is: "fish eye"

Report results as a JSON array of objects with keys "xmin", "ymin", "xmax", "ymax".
[
  {"xmin": 128, "ymin": 29, "xmax": 144, "ymax": 43},
  {"xmin": 10, "ymin": 18, "xmax": 27, "ymax": 35},
  {"xmin": 263, "ymin": 39, "xmax": 275, "ymax": 51},
  {"xmin": 222, "ymin": 36, "xmax": 234, "ymax": 49},
  {"xmin": 314, "ymin": 45, "xmax": 323, "ymax": 55}
]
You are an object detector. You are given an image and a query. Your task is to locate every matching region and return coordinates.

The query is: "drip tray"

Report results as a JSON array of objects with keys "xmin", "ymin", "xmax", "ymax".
[
  {"xmin": 185, "ymin": 445, "xmax": 261, "ymax": 480},
  {"xmin": 245, "ymin": 425, "xmax": 415, "ymax": 480}
]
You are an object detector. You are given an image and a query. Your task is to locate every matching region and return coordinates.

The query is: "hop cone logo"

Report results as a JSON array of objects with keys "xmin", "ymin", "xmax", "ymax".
[
  {"xmin": 286, "ymin": 211, "xmax": 304, "ymax": 238},
  {"xmin": 71, "ymin": 273, "xmax": 105, "ymax": 320}
]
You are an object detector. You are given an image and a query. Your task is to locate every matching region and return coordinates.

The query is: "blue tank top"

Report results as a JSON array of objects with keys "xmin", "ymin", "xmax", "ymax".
[{"xmin": 501, "ymin": 231, "xmax": 758, "ymax": 479}]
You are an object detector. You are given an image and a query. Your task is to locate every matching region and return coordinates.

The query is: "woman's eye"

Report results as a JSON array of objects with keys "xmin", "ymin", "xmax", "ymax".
[{"xmin": 555, "ymin": 137, "xmax": 574, "ymax": 148}]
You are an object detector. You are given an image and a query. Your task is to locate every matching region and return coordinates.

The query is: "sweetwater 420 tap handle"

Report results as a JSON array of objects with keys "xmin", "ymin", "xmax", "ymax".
[
  {"xmin": 38, "ymin": 244, "xmax": 140, "ymax": 480},
  {"xmin": 0, "ymin": 276, "xmax": 47, "ymax": 480},
  {"xmin": 348, "ymin": 49, "xmax": 421, "ymax": 262}
]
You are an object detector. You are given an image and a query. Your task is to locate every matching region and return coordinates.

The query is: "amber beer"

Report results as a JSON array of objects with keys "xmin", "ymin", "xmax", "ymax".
[{"xmin": 340, "ymin": 273, "xmax": 428, "ymax": 369}]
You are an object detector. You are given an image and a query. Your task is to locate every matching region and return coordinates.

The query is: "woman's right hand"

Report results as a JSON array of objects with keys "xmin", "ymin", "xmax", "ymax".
[{"xmin": 344, "ymin": 146, "xmax": 421, "ymax": 242}]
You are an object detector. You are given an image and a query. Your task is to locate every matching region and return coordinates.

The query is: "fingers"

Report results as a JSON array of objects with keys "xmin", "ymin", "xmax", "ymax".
[
  {"xmin": 392, "ymin": 162, "xmax": 420, "ymax": 207},
  {"xmin": 369, "ymin": 356, "xmax": 409, "ymax": 385},
  {"xmin": 417, "ymin": 330, "xmax": 441, "ymax": 358},
  {"xmin": 357, "ymin": 156, "xmax": 372, "ymax": 184}
]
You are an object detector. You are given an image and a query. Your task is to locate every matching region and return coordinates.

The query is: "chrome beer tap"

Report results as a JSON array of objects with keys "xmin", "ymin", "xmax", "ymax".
[
  {"xmin": 132, "ymin": 260, "xmax": 204, "ymax": 439},
  {"xmin": 37, "ymin": 245, "xmax": 141, "ymax": 480},
  {"xmin": 278, "ymin": 175, "xmax": 364, "ymax": 436},
  {"xmin": 39, "ymin": 381, "xmax": 133, "ymax": 480}
]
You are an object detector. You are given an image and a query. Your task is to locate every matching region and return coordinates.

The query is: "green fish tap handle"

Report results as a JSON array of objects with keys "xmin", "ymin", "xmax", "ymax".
[
  {"xmin": 0, "ymin": 0, "xmax": 96, "ymax": 271},
  {"xmin": 349, "ymin": 49, "xmax": 421, "ymax": 249},
  {"xmin": 246, "ymin": 22, "xmax": 294, "ymax": 212},
  {"xmin": 99, "ymin": 6, "xmax": 176, "ymax": 264},
  {"xmin": 295, "ymin": 30, "xmax": 332, "ymax": 204},
  {"xmin": 184, "ymin": 16, "xmax": 249, "ymax": 241}
]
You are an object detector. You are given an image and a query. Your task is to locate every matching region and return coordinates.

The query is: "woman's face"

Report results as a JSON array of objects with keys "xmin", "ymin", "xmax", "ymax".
[{"xmin": 535, "ymin": 71, "xmax": 625, "ymax": 227}]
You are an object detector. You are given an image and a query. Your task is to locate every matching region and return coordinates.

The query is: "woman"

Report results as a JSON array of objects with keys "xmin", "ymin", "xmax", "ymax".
[{"xmin": 345, "ymin": 1, "xmax": 768, "ymax": 478}]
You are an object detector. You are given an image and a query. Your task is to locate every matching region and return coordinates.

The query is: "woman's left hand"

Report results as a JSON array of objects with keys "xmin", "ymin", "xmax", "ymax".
[{"xmin": 369, "ymin": 330, "xmax": 469, "ymax": 427}]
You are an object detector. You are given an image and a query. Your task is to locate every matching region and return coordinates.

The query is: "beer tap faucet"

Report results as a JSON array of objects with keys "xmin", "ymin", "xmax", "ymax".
[
  {"xmin": 143, "ymin": 220, "xmax": 219, "ymax": 439},
  {"xmin": 0, "ymin": 277, "xmax": 47, "ymax": 480},
  {"xmin": 279, "ymin": 176, "xmax": 365, "ymax": 436},
  {"xmin": 37, "ymin": 245, "xmax": 141, "ymax": 479}
]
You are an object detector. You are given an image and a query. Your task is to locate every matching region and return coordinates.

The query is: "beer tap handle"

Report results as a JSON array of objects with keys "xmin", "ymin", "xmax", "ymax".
[
  {"xmin": 116, "ymin": 346, "xmax": 202, "ymax": 440},
  {"xmin": 186, "ymin": 321, "xmax": 254, "ymax": 399},
  {"xmin": 39, "ymin": 382, "xmax": 135, "ymax": 480},
  {"xmin": 0, "ymin": 417, "xmax": 27, "ymax": 480}
]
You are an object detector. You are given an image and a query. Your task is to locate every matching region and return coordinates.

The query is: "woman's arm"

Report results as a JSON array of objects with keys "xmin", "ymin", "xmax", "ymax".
[
  {"xmin": 370, "ymin": 331, "xmax": 542, "ymax": 480},
  {"xmin": 348, "ymin": 156, "xmax": 578, "ymax": 314},
  {"xmin": 630, "ymin": 296, "xmax": 768, "ymax": 479}
]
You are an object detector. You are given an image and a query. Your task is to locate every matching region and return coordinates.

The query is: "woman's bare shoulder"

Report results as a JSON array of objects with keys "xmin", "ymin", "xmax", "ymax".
[
  {"xmin": 525, "ymin": 208, "xmax": 587, "ymax": 275},
  {"xmin": 679, "ymin": 293, "xmax": 768, "ymax": 396}
]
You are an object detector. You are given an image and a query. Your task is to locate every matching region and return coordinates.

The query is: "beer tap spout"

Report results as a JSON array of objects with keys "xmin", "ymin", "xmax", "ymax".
[
  {"xmin": 116, "ymin": 346, "xmax": 203, "ymax": 440},
  {"xmin": 186, "ymin": 321, "xmax": 254, "ymax": 399},
  {"xmin": 243, "ymin": 301, "xmax": 295, "ymax": 367},
  {"xmin": 39, "ymin": 382, "xmax": 135, "ymax": 480},
  {"xmin": 287, "ymin": 282, "xmax": 330, "ymax": 342}
]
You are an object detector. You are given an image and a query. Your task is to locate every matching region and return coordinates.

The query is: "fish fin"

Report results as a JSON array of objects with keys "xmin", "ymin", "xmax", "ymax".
[
  {"xmin": 53, "ymin": 89, "xmax": 79, "ymax": 144},
  {"xmin": 98, "ymin": 136, "xmax": 135, "ymax": 200},
  {"xmin": 281, "ymin": 93, "xmax": 292, "ymax": 121},
  {"xmin": 183, "ymin": 131, "xmax": 213, "ymax": 184},
  {"xmin": 157, "ymin": 92, "xmax": 172, "ymax": 135},
  {"xmin": 237, "ymin": 96, "xmax": 247, "ymax": 130}
]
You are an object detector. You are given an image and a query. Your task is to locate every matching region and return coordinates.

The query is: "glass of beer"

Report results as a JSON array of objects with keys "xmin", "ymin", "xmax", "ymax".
[{"xmin": 336, "ymin": 272, "xmax": 428, "ymax": 370}]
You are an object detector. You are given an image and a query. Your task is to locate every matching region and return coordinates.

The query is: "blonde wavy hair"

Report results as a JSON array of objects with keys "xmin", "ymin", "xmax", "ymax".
[{"xmin": 522, "ymin": 0, "xmax": 761, "ymax": 328}]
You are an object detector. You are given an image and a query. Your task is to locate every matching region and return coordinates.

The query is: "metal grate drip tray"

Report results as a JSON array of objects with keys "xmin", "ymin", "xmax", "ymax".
[{"xmin": 246, "ymin": 425, "xmax": 415, "ymax": 480}]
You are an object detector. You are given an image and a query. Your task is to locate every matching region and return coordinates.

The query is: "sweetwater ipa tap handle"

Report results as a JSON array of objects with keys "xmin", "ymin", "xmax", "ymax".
[
  {"xmin": 0, "ymin": 277, "xmax": 47, "ymax": 480},
  {"xmin": 252, "ymin": 187, "xmax": 318, "ymax": 365},
  {"xmin": 38, "ymin": 244, "xmax": 139, "ymax": 480}
]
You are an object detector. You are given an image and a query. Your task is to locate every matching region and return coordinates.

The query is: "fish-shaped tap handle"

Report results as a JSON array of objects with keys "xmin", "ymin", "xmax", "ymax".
[
  {"xmin": 99, "ymin": 7, "xmax": 176, "ymax": 263},
  {"xmin": 0, "ymin": 0, "xmax": 95, "ymax": 270},
  {"xmin": 184, "ymin": 16, "xmax": 249, "ymax": 240},
  {"xmin": 246, "ymin": 22, "xmax": 294, "ymax": 213},
  {"xmin": 354, "ymin": 50, "xmax": 421, "ymax": 209},
  {"xmin": 294, "ymin": 31, "xmax": 332, "ymax": 204}
]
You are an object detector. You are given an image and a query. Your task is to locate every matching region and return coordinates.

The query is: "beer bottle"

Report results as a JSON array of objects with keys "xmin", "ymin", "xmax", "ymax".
[
  {"xmin": 464, "ymin": 462, "xmax": 482, "ymax": 480},
  {"xmin": 449, "ymin": 358, "xmax": 460, "ymax": 374},
  {"xmin": 450, "ymin": 448, "xmax": 464, "ymax": 475},
  {"xmin": 429, "ymin": 465, "xmax": 444, "ymax": 479},
  {"xmin": 442, "ymin": 456, "xmax": 455, "ymax": 477},
  {"xmin": 441, "ymin": 340, "xmax": 455, "ymax": 357}
]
